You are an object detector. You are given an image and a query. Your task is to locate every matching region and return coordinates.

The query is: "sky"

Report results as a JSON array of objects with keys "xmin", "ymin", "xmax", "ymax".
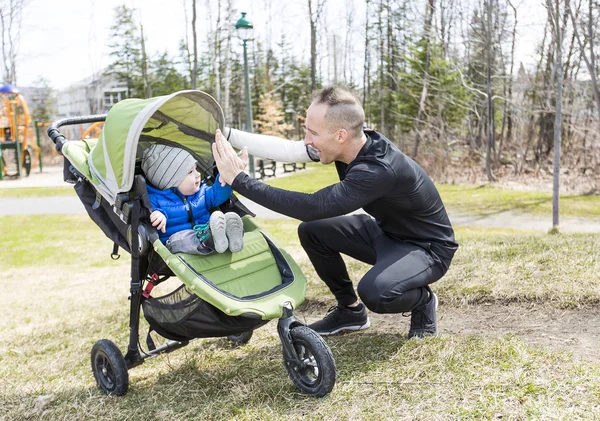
[
  {"xmin": 17, "ymin": 0, "xmax": 316, "ymax": 90},
  {"xmin": 15, "ymin": 0, "xmax": 546, "ymax": 91},
  {"xmin": 18, "ymin": 0, "xmax": 191, "ymax": 89}
]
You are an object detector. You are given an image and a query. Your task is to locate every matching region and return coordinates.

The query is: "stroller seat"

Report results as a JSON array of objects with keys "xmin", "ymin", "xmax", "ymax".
[
  {"xmin": 62, "ymin": 137, "xmax": 306, "ymax": 320},
  {"xmin": 154, "ymin": 224, "xmax": 306, "ymax": 320}
]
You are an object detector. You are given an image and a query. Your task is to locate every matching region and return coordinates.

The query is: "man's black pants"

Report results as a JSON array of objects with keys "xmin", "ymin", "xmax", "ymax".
[{"xmin": 298, "ymin": 214, "xmax": 451, "ymax": 313}]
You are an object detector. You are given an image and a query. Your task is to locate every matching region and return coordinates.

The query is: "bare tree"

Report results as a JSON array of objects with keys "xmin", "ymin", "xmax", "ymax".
[
  {"xmin": 411, "ymin": 0, "xmax": 436, "ymax": 158},
  {"xmin": 484, "ymin": 0, "xmax": 496, "ymax": 181},
  {"xmin": 0, "ymin": 0, "xmax": 26, "ymax": 85},
  {"xmin": 223, "ymin": 0, "xmax": 234, "ymax": 123},
  {"xmin": 308, "ymin": 0, "xmax": 326, "ymax": 92},
  {"xmin": 343, "ymin": 0, "xmax": 355, "ymax": 85},
  {"xmin": 568, "ymin": 0, "xmax": 600, "ymax": 121},
  {"xmin": 140, "ymin": 24, "xmax": 152, "ymax": 98},
  {"xmin": 378, "ymin": 0, "xmax": 385, "ymax": 131},
  {"xmin": 182, "ymin": 0, "xmax": 193, "ymax": 85},
  {"xmin": 497, "ymin": 0, "xmax": 518, "ymax": 163},
  {"xmin": 547, "ymin": 0, "xmax": 565, "ymax": 230},
  {"xmin": 363, "ymin": 0, "xmax": 371, "ymax": 118},
  {"xmin": 191, "ymin": 0, "xmax": 198, "ymax": 89},
  {"xmin": 212, "ymin": 0, "xmax": 222, "ymax": 103}
]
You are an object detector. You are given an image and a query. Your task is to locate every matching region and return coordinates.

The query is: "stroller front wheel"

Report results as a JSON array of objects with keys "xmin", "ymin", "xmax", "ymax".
[
  {"xmin": 283, "ymin": 326, "xmax": 336, "ymax": 397},
  {"xmin": 91, "ymin": 339, "xmax": 129, "ymax": 396}
]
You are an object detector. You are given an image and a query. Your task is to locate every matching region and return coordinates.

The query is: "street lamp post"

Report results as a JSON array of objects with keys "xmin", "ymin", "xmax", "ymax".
[{"xmin": 235, "ymin": 12, "xmax": 255, "ymax": 178}]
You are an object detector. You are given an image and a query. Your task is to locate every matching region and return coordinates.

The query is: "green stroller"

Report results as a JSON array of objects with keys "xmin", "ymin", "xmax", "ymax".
[{"xmin": 47, "ymin": 90, "xmax": 336, "ymax": 397}]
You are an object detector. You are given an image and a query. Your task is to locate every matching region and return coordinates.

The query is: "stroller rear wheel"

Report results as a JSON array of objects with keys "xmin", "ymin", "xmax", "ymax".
[
  {"xmin": 226, "ymin": 330, "xmax": 253, "ymax": 346},
  {"xmin": 91, "ymin": 339, "xmax": 129, "ymax": 396},
  {"xmin": 284, "ymin": 326, "xmax": 336, "ymax": 397}
]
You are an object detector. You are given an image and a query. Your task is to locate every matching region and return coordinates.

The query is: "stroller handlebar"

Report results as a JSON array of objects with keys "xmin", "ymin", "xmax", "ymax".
[{"xmin": 48, "ymin": 114, "xmax": 107, "ymax": 153}]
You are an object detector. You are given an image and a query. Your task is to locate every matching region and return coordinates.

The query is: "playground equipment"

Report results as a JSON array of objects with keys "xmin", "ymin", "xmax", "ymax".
[
  {"xmin": 0, "ymin": 84, "xmax": 42, "ymax": 180},
  {"xmin": 81, "ymin": 121, "xmax": 103, "ymax": 139}
]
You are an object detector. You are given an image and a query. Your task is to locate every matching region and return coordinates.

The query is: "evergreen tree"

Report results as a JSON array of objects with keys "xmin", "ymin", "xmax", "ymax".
[
  {"xmin": 29, "ymin": 78, "xmax": 57, "ymax": 122},
  {"xmin": 393, "ymin": 41, "xmax": 470, "ymax": 135},
  {"xmin": 105, "ymin": 5, "xmax": 144, "ymax": 98},
  {"xmin": 149, "ymin": 52, "xmax": 189, "ymax": 96},
  {"xmin": 283, "ymin": 61, "xmax": 313, "ymax": 138}
]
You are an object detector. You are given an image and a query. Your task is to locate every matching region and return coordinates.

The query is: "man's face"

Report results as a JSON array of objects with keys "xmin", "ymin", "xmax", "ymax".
[{"xmin": 304, "ymin": 102, "xmax": 339, "ymax": 165}]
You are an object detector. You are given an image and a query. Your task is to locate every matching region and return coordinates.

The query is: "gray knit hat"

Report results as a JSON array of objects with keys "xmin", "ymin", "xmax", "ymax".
[{"xmin": 142, "ymin": 144, "xmax": 197, "ymax": 190}]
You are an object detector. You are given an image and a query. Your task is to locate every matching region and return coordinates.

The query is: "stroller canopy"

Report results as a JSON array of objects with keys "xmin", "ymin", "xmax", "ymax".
[{"xmin": 85, "ymin": 90, "xmax": 224, "ymax": 204}]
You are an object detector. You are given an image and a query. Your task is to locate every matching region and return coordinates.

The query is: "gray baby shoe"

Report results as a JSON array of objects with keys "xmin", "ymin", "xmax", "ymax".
[
  {"xmin": 225, "ymin": 212, "xmax": 244, "ymax": 253},
  {"xmin": 209, "ymin": 211, "xmax": 228, "ymax": 253}
]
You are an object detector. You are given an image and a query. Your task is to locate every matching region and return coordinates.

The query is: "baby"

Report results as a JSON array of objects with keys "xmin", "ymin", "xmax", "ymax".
[{"xmin": 142, "ymin": 143, "xmax": 243, "ymax": 254}]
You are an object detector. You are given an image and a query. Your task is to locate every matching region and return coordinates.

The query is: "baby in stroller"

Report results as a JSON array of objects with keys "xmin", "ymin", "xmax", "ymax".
[{"xmin": 142, "ymin": 143, "xmax": 244, "ymax": 255}]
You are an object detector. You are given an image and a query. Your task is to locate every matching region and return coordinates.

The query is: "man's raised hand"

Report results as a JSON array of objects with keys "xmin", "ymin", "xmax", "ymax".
[{"xmin": 212, "ymin": 129, "xmax": 248, "ymax": 186}]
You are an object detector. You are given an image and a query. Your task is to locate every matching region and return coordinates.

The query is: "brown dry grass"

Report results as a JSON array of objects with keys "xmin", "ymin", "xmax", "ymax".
[{"xmin": 2, "ymin": 215, "xmax": 600, "ymax": 419}]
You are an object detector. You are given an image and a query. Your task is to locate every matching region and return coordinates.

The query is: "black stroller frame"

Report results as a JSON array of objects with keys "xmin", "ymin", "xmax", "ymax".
[{"xmin": 48, "ymin": 114, "xmax": 336, "ymax": 398}]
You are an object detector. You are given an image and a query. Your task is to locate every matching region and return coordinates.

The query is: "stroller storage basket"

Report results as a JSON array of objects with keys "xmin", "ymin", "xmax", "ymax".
[{"xmin": 143, "ymin": 284, "xmax": 268, "ymax": 341}]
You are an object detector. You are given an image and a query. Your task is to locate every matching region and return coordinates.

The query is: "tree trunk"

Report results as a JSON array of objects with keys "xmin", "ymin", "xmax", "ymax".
[
  {"xmin": 223, "ymin": 0, "xmax": 233, "ymax": 123},
  {"xmin": 547, "ymin": 0, "xmax": 563, "ymax": 229},
  {"xmin": 411, "ymin": 0, "xmax": 436, "ymax": 158},
  {"xmin": 140, "ymin": 24, "xmax": 152, "ymax": 98},
  {"xmin": 182, "ymin": 0, "xmax": 193, "ymax": 87},
  {"xmin": 536, "ymin": 46, "xmax": 555, "ymax": 167},
  {"xmin": 519, "ymin": 22, "xmax": 549, "ymax": 174},
  {"xmin": 191, "ymin": 0, "xmax": 198, "ymax": 89},
  {"xmin": 363, "ymin": 0, "xmax": 371, "ymax": 117},
  {"xmin": 499, "ymin": 0, "xmax": 518, "ymax": 164},
  {"xmin": 344, "ymin": 1, "xmax": 354, "ymax": 85},
  {"xmin": 485, "ymin": 0, "xmax": 496, "ymax": 181},
  {"xmin": 308, "ymin": 0, "xmax": 318, "ymax": 92},
  {"xmin": 212, "ymin": 0, "xmax": 222, "ymax": 103},
  {"xmin": 378, "ymin": 0, "xmax": 385, "ymax": 132}
]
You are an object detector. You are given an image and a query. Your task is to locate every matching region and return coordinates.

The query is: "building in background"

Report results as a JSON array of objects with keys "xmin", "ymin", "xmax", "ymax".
[{"xmin": 56, "ymin": 74, "xmax": 127, "ymax": 118}]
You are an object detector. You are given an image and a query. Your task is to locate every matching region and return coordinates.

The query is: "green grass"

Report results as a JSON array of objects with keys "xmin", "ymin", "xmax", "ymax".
[
  {"xmin": 265, "ymin": 163, "xmax": 338, "ymax": 193},
  {"xmin": 437, "ymin": 184, "xmax": 600, "ymax": 218},
  {"xmin": 438, "ymin": 227, "xmax": 600, "ymax": 306},
  {"xmin": 0, "ymin": 186, "xmax": 74, "ymax": 198},
  {"xmin": 0, "ymin": 215, "xmax": 124, "ymax": 267},
  {"xmin": 2, "ymin": 215, "xmax": 600, "ymax": 419},
  {"xmin": 258, "ymin": 219, "xmax": 600, "ymax": 308},
  {"xmin": 269, "ymin": 165, "xmax": 600, "ymax": 218}
]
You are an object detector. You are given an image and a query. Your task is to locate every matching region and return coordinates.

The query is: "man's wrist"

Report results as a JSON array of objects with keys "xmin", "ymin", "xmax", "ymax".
[{"xmin": 231, "ymin": 171, "xmax": 248, "ymax": 189}]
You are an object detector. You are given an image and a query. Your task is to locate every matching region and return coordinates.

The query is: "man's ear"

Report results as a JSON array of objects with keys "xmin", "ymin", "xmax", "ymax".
[{"xmin": 336, "ymin": 128, "xmax": 349, "ymax": 144}]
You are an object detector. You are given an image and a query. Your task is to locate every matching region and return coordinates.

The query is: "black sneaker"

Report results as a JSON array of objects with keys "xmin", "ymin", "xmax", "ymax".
[
  {"xmin": 407, "ymin": 287, "xmax": 438, "ymax": 339},
  {"xmin": 308, "ymin": 304, "xmax": 371, "ymax": 336}
]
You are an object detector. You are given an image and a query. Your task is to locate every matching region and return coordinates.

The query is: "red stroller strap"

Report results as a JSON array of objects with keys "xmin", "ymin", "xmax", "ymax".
[{"xmin": 142, "ymin": 273, "xmax": 158, "ymax": 298}]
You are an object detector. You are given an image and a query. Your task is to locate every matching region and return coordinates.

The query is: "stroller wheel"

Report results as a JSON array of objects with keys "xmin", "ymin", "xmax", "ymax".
[
  {"xmin": 91, "ymin": 339, "xmax": 129, "ymax": 396},
  {"xmin": 283, "ymin": 326, "xmax": 336, "ymax": 397},
  {"xmin": 226, "ymin": 330, "xmax": 253, "ymax": 346}
]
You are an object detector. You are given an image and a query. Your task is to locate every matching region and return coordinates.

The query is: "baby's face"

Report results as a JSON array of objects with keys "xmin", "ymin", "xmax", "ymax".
[{"xmin": 177, "ymin": 165, "xmax": 201, "ymax": 196}]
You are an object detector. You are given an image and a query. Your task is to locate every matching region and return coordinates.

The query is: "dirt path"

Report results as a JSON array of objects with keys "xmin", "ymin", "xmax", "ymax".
[
  {"xmin": 436, "ymin": 304, "xmax": 600, "ymax": 362},
  {"xmin": 299, "ymin": 302, "xmax": 600, "ymax": 363}
]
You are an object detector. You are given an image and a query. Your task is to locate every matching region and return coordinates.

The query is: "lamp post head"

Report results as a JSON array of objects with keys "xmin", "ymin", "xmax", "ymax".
[{"xmin": 235, "ymin": 12, "xmax": 254, "ymax": 41}]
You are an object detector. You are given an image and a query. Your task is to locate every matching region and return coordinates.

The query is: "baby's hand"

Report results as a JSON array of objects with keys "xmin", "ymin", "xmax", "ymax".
[{"xmin": 150, "ymin": 210, "xmax": 167, "ymax": 233}]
